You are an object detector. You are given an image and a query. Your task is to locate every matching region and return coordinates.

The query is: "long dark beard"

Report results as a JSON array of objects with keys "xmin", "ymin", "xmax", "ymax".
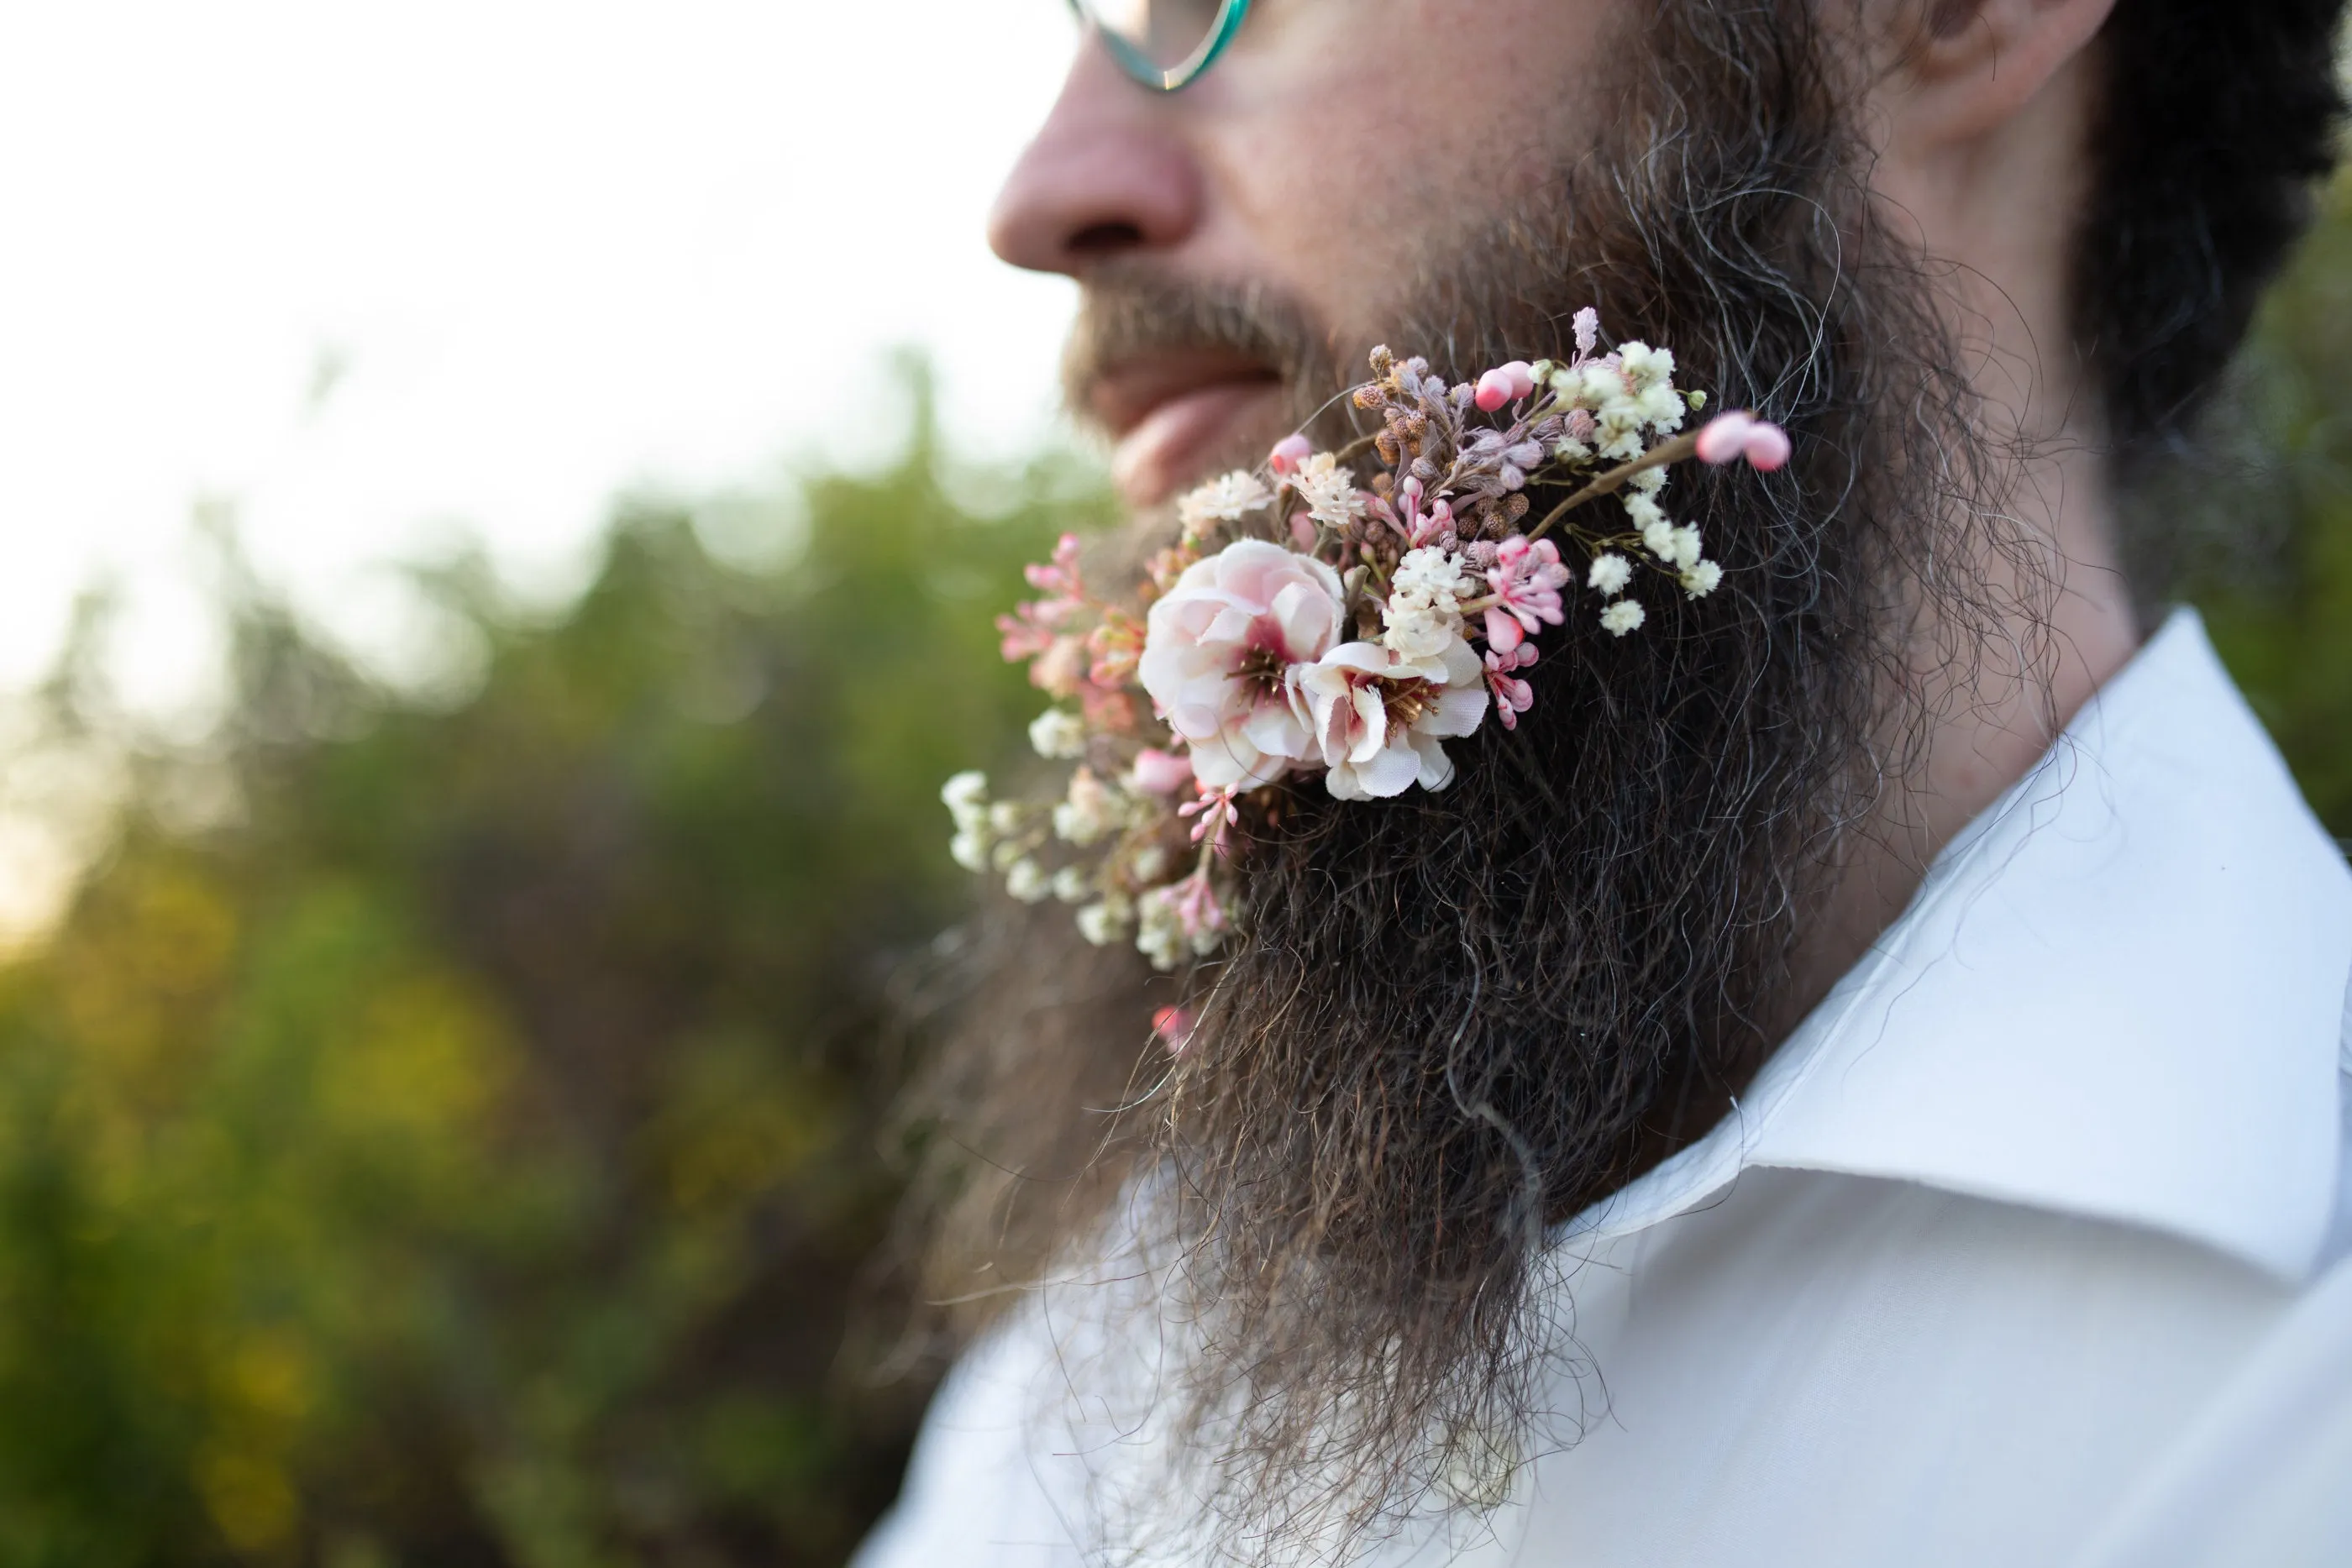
[{"xmin": 902, "ymin": 0, "xmax": 2023, "ymax": 1557}]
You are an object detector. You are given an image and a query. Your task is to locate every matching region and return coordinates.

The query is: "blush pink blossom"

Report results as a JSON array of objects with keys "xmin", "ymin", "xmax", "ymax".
[
  {"xmin": 1481, "ymin": 535, "xmax": 1572, "ymax": 653},
  {"xmin": 1484, "ymin": 643, "xmax": 1538, "ymax": 730},
  {"xmin": 1152, "ymin": 1005, "xmax": 1198, "ymax": 1056},
  {"xmin": 1268, "ymin": 433, "xmax": 1314, "ymax": 475},
  {"xmin": 1129, "ymin": 747, "xmax": 1196, "ymax": 794},
  {"xmin": 1138, "ymin": 540, "xmax": 1347, "ymax": 790},
  {"xmin": 1696, "ymin": 411, "xmax": 1793, "ymax": 469},
  {"xmin": 1179, "ymin": 783, "xmax": 1242, "ymax": 850},
  {"xmin": 1024, "ymin": 532, "xmax": 1084, "ymax": 597},
  {"xmin": 1694, "ymin": 411, "xmax": 1755, "ymax": 464},
  {"xmin": 1297, "ymin": 636, "xmax": 1489, "ymax": 800},
  {"xmin": 1741, "ymin": 420, "xmax": 1792, "ymax": 469}
]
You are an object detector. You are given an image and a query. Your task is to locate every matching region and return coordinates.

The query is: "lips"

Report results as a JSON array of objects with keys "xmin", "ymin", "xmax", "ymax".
[{"xmin": 1086, "ymin": 349, "xmax": 1284, "ymax": 508}]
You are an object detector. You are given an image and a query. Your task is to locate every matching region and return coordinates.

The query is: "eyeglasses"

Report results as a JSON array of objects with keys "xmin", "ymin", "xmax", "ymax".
[{"xmin": 1066, "ymin": 0, "xmax": 1252, "ymax": 92}]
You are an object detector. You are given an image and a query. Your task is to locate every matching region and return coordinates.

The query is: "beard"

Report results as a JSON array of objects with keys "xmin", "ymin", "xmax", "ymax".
[{"xmin": 902, "ymin": 0, "xmax": 2029, "ymax": 1557}]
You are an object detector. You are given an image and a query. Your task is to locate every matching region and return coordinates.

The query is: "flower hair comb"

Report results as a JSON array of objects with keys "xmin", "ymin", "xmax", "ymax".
[{"xmin": 944, "ymin": 310, "xmax": 1790, "ymax": 975}]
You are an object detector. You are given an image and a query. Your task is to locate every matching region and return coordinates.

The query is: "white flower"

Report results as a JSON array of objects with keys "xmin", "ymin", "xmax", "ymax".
[
  {"xmin": 1052, "ymin": 767, "xmax": 1119, "ymax": 846},
  {"xmin": 1052, "ymin": 865, "xmax": 1093, "ymax": 903},
  {"xmin": 1380, "ymin": 547, "xmax": 1472, "ymax": 661},
  {"xmin": 1076, "ymin": 894, "xmax": 1135, "ymax": 947},
  {"xmin": 1600, "ymin": 600, "xmax": 1646, "ymax": 637},
  {"xmin": 1136, "ymin": 889, "xmax": 1188, "ymax": 970},
  {"xmin": 1587, "ymin": 553, "xmax": 1634, "ymax": 596},
  {"xmin": 1297, "ymin": 635, "xmax": 1489, "ymax": 800},
  {"xmin": 1623, "ymin": 493, "xmax": 1667, "ymax": 532},
  {"xmin": 1594, "ymin": 400, "xmax": 1648, "ymax": 460},
  {"xmin": 944, "ymin": 770, "xmax": 992, "ymax": 865},
  {"xmin": 1641, "ymin": 519, "xmax": 1678, "ymax": 560},
  {"xmin": 1005, "ymin": 858, "xmax": 1051, "ymax": 903},
  {"xmin": 1629, "ymin": 466, "xmax": 1668, "ymax": 496},
  {"xmin": 986, "ymin": 801, "xmax": 1024, "ymax": 836},
  {"xmin": 949, "ymin": 830, "xmax": 989, "ymax": 873},
  {"xmin": 1128, "ymin": 843, "xmax": 1170, "ymax": 883},
  {"xmin": 1177, "ymin": 470, "xmax": 1274, "ymax": 536},
  {"xmin": 1138, "ymin": 540, "xmax": 1347, "ymax": 790},
  {"xmin": 1636, "ymin": 381, "xmax": 1686, "ymax": 433},
  {"xmin": 1666, "ymin": 526, "xmax": 1704, "ymax": 568},
  {"xmin": 1289, "ymin": 454, "xmax": 1366, "ymax": 531},
  {"xmin": 990, "ymin": 837, "xmax": 1027, "ymax": 873},
  {"xmin": 942, "ymin": 770, "xmax": 989, "ymax": 818},
  {"xmin": 1681, "ymin": 559, "xmax": 1724, "ymax": 598},
  {"xmin": 1552, "ymin": 435, "xmax": 1593, "ymax": 464},
  {"xmin": 1618, "ymin": 341, "xmax": 1676, "ymax": 393},
  {"xmin": 1029, "ymin": 708, "xmax": 1088, "ymax": 760}
]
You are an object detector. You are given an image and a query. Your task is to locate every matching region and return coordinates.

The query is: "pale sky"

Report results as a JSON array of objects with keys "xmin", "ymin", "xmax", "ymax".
[{"xmin": 0, "ymin": 0, "xmax": 1084, "ymax": 721}]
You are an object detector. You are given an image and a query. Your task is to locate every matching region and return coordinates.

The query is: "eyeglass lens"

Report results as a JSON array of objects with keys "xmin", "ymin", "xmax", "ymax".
[{"xmin": 1083, "ymin": 0, "xmax": 1229, "ymax": 72}]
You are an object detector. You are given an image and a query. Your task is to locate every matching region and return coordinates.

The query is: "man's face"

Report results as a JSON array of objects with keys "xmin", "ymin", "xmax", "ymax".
[{"xmin": 991, "ymin": 0, "xmax": 1617, "ymax": 506}]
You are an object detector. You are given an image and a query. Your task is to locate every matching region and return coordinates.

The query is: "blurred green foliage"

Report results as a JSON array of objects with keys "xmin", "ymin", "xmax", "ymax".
[
  {"xmin": 0, "ymin": 380, "xmax": 1112, "ymax": 1566},
  {"xmin": 2194, "ymin": 165, "xmax": 2352, "ymax": 833},
  {"xmin": 0, "ymin": 164, "xmax": 2347, "ymax": 1568}
]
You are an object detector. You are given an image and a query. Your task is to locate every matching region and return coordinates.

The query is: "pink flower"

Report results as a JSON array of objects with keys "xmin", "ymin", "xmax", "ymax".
[
  {"xmin": 1296, "ymin": 636, "xmax": 1489, "ymax": 800},
  {"xmin": 1152, "ymin": 1005, "xmax": 1198, "ymax": 1057},
  {"xmin": 1480, "ymin": 536, "xmax": 1572, "ymax": 653},
  {"xmin": 1742, "ymin": 421, "xmax": 1792, "ymax": 470},
  {"xmin": 995, "ymin": 603, "xmax": 1060, "ymax": 663},
  {"xmin": 1138, "ymin": 540, "xmax": 1347, "ymax": 790},
  {"xmin": 1179, "ymin": 783, "xmax": 1242, "ymax": 849},
  {"xmin": 1695, "ymin": 411, "xmax": 1792, "ymax": 470},
  {"xmin": 1173, "ymin": 871, "xmax": 1226, "ymax": 939},
  {"xmin": 1268, "ymin": 433, "xmax": 1314, "ymax": 475},
  {"xmin": 1031, "ymin": 634, "xmax": 1087, "ymax": 696},
  {"xmin": 1484, "ymin": 643, "xmax": 1537, "ymax": 730},
  {"xmin": 1129, "ymin": 747, "xmax": 1196, "ymax": 795},
  {"xmin": 1473, "ymin": 360, "xmax": 1539, "ymax": 411},
  {"xmin": 1025, "ymin": 532, "xmax": 1084, "ymax": 597}
]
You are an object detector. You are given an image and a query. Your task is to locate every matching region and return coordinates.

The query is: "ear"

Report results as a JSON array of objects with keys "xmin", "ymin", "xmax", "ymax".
[{"xmin": 1884, "ymin": 0, "xmax": 2118, "ymax": 149}]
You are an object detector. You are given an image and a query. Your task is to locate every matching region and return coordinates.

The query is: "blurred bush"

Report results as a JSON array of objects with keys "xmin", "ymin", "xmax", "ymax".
[
  {"xmin": 0, "ymin": 379, "xmax": 1112, "ymax": 1566},
  {"xmin": 2190, "ymin": 165, "xmax": 2352, "ymax": 832}
]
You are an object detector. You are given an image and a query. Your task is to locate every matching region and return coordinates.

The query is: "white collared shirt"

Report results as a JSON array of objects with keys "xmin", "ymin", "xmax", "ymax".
[{"xmin": 859, "ymin": 610, "xmax": 2352, "ymax": 1567}]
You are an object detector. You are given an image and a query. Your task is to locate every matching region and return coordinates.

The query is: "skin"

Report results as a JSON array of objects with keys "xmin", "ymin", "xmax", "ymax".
[{"xmin": 990, "ymin": 0, "xmax": 2140, "ymax": 1046}]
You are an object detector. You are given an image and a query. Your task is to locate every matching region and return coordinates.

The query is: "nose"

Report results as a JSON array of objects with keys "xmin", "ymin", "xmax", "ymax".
[{"xmin": 987, "ymin": 40, "xmax": 1205, "ymax": 275}]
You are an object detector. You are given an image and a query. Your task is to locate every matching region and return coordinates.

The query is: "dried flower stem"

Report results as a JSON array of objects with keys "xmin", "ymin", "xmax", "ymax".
[{"xmin": 1524, "ymin": 429, "xmax": 1703, "ymax": 543}]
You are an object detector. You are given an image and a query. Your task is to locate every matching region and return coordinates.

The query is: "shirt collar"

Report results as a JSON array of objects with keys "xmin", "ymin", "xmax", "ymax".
[{"xmin": 1566, "ymin": 608, "xmax": 2352, "ymax": 1283}]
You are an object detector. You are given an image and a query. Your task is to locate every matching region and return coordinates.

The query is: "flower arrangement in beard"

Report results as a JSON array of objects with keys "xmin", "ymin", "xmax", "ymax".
[{"xmin": 943, "ymin": 308, "xmax": 1791, "ymax": 991}]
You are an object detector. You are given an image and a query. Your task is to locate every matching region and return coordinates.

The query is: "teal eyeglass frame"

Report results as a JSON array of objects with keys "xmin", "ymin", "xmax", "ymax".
[{"xmin": 1067, "ymin": 0, "xmax": 1252, "ymax": 92}]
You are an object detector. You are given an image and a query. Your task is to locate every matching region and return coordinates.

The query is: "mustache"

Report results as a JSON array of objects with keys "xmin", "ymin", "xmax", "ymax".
[{"xmin": 1059, "ymin": 265, "xmax": 1354, "ymax": 440}]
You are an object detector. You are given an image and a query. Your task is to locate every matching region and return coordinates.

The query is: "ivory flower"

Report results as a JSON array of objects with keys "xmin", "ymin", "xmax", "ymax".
[
  {"xmin": 1289, "ymin": 453, "xmax": 1368, "ymax": 532},
  {"xmin": 1382, "ymin": 546, "xmax": 1472, "ymax": 660},
  {"xmin": 1177, "ymin": 470, "xmax": 1274, "ymax": 537},
  {"xmin": 1029, "ymin": 708, "xmax": 1087, "ymax": 760},
  {"xmin": 1297, "ymin": 636, "xmax": 1488, "ymax": 800},
  {"xmin": 1138, "ymin": 540, "xmax": 1347, "ymax": 789}
]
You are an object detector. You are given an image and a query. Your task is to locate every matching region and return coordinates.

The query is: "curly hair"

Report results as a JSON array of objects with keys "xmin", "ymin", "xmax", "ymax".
[{"xmin": 2081, "ymin": 0, "xmax": 2348, "ymax": 466}]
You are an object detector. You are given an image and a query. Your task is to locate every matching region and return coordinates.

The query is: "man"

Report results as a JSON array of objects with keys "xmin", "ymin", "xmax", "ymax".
[{"xmin": 862, "ymin": 0, "xmax": 2352, "ymax": 1562}]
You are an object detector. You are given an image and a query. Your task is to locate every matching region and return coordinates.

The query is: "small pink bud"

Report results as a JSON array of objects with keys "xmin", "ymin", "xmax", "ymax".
[
  {"xmin": 1131, "ymin": 747, "xmax": 1196, "ymax": 795},
  {"xmin": 1742, "ymin": 422, "xmax": 1792, "ymax": 471},
  {"xmin": 1474, "ymin": 368, "xmax": 1515, "ymax": 412},
  {"xmin": 1501, "ymin": 360, "xmax": 1536, "ymax": 400},
  {"xmin": 1290, "ymin": 512, "xmax": 1318, "ymax": 550},
  {"xmin": 1269, "ymin": 433, "xmax": 1313, "ymax": 475},
  {"xmin": 1152, "ymin": 1005, "xmax": 1198, "ymax": 1056},
  {"xmin": 1695, "ymin": 412, "xmax": 1756, "ymax": 464}
]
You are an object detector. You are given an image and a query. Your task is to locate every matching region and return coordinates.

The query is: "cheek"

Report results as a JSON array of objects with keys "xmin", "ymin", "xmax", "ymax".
[{"xmin": 1191, "ymin": 0, "xmax": 1619, "ymax": 338}]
